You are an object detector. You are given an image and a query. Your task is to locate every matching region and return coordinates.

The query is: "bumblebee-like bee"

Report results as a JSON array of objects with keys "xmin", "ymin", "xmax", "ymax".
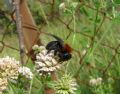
[{"xmin": 46, "ymin": 34, "xmax": 72, "ymax": 62}]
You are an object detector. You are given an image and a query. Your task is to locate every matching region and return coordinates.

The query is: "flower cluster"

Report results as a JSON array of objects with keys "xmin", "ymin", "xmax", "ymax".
[
  {"xmin": 0, "ymin": 56, "xmax": 33, "ymax": 93},
  {"xmin": 18, "ymin": 66, "xmax": 33, "ymax": 79},
  {"xmin": 52, "ymin": 74, "xmax": 77, "ymax": 94},
  {"xmin": 89, "ymin": 77, "xmax": 102, "ymax": 86},
  {"xmin": 0, "ymin": 56, "xmax": 20, "ymax": 93},
  {"xmin": 0, "ymin": 56, "xmax": 20, "ymax": 80},
  {"xmin": 33, "ymin": 45, "xmax": 61, "ymax": 75}
]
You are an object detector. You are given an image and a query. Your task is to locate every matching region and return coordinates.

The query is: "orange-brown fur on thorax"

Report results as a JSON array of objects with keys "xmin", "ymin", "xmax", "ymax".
[{"xmin": 64, "ymin": 44, "xmax": 72, "ymax": 53}]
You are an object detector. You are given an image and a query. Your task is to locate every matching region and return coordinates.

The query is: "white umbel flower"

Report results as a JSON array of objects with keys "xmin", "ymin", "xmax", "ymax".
[
  {"xmin": 33, "ymin": 45, "xmax": 61, "ymax": 75},
  {"xmin": 18, "ymin": 66, "xmax": 33, "ymax": 79}
]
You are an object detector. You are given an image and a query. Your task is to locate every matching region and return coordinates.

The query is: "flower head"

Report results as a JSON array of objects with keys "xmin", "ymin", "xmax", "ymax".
[
  {"xmin": 34, "ymin": 46, "xmax": 61, "ymax": 75},
  {"xmin": 52, "ymin": 74, "xmax": 77, "ymax": 94},
  {"xmin": 0, "ymin": 56, "xmax": 20, "ymax": 80},
  {"xmin": 18, "ymin": 66, "xmax": 33, "ymax": 79}
]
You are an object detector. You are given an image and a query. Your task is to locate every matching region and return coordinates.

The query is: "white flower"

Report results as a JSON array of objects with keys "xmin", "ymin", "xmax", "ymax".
[
  {"xmin": 45, "ymin": 61, "xmax": 52, "ymax": 66},
  {"xmin": 32, "ymin": 45, "xmax": 46, "ymax": 53},
  {"xmin": 51, "ymin": 59, "xmax": 58, "ymax": 65},
  {"xmin": 89, "ymin": 78, "xmax": 97, "ymax": 86},
  {"xmin": 32, "ymin": 45, "xmax": 39, "ymax": 50},
  {"xmin": 36, "ymin": 55, "xmax": 41, "ymax": 60},
  {"xmin": 34, "ymin": 46, "xmax": 61, "ymax": 75},
  {"xmin": 96, "ymin": 77, "xmax": 102, "ymax": 85},
  {"xmin": 82, "ymin": 49, "xmax": 87, "ymax": 56},
  {"xmin": 55, "ymin": 64, "xmax": 61, "ymax": 69},
  {"xmin": 41, "ymin": 49, "xmax": 48, "ymax": 55},
  {"xmin": 36, "ymin": 61, "xmax": 46, "ymax": 67},
  {"xmin": 18, "ymin": 66, "xmax": 33, "ymax": 79},
  {"xmin": 89, "ymin": 77, "xmax": 102, "ymax": 86},
  {"xmin": 0, "ymin": 56, "xmax": 20, "ymax": 80},
  {"xmin": 59, "ymin": 2, "xmax": 66, "ymax": 11},
  {"xmin": 59, "ymin": 2, "xmax": 65, "ymax": 9}
]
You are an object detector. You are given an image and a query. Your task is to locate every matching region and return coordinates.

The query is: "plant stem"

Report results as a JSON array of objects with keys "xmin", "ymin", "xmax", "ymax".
[
  {"xmin": 44, "ymin": 72, "xmax": 57, "ymax": 94},
  {"xmin": 14, "ymin": 0, "xmax": 25, "ymax": 65}
]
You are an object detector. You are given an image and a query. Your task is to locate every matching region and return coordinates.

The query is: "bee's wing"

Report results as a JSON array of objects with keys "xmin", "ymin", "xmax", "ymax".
[
  {"xmin": 52, "ymin": 35, "xmax": 63, "ymax": 42},
  {"xmin": 41, "ymin": 32, "xmax": 64, "ymax": 43},
  {"xmin": 46, "ymin": 41, "xmax": 58, "ymax": 50}
]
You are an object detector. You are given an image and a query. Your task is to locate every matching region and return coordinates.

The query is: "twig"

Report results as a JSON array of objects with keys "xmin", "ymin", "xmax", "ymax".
[{"xmin": 14, "ymin": 0, "xmax": 25, "ymax": 65}]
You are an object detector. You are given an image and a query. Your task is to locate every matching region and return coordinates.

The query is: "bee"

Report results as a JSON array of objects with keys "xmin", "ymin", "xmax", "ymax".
[{"xmin": 46, "ymin": 34, "xmax": 72, "ymax": 62}]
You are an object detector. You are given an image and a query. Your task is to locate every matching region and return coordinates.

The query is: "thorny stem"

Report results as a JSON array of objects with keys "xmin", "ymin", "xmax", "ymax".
[{"xmin": 14, "ymin": 0, "xmax": 25, "ymax": 65}]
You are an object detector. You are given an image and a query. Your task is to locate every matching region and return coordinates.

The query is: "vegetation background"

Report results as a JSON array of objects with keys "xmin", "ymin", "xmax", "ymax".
[{"xmin": 0, "ymin": 0, "xmax": 120, "ymax": 94}]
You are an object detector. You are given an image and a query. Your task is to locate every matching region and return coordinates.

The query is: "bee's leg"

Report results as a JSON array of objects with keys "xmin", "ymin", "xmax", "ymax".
[{"xmin": 47, "ymin": 50, "xmax": 51, "ymax": 54}]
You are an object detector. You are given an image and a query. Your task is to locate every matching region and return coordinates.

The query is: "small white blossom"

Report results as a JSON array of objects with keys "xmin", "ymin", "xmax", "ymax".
[
  {"xmin": 89, "ymin": 78, "xmax": 97, "ymax": 86},
  {"xmin": 36, "ymin": 61, "xmax": 46, "ymax": 67},
  {"xmin": 55, "ymin": 64, "xmax": 61, "ymax": 69},
  {"xmin": 45, "ymin": 61, "xmax": 52, "ymax": 66},
  {"xmin": 89, "ymin": 77, "xmax": 102, "ymax": 86},
  {"xmin": 82, "ymin": 49, "xmax": 87, "ymax": 56},
  {"xmin": 96, "ymin": 77, "xmax": 102, "ymax": 85},
  {"xmin": 18, "ymin": 66, "xmax": 33, "ymax": 79},
  {"xmin": 32, "ymin": 45, "xmax": 46, "ymax": 53},
  {"xmin": 32, "ymin": 45, "xmax": 39, "ymax": 50},
  {"xmin": 59, "ymin": 2, "xmax": 66, "ymax": 11}
]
